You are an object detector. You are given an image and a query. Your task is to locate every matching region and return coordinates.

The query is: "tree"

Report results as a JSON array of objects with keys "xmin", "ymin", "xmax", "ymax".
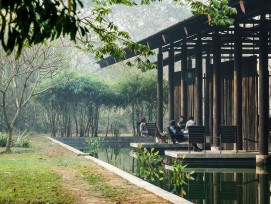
[
  {"xmin": 36, "ymin": 71, "xmax": 118, "ymax": 137},
  {"xmin": 0, "ymin": 45, "xmax": 64, "ymax": 152},
  {"xmin": 0, "ymin": 0, "xmax": 236, "ymax": 70},
  {"xmin": 115, "ymin": 72, "xmax": 167, "ymax": 135}
]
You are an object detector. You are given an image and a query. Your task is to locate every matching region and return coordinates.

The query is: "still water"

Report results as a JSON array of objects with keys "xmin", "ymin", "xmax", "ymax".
[{"xmin": 88, "ymin": 145, "xmax": 271, "ymax": 204}]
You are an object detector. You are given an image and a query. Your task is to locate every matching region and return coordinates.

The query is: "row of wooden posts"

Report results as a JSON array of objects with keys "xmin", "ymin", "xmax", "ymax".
[{"xmin": 156, "ymin": 15, "xmax": 270, "ymax": 156}]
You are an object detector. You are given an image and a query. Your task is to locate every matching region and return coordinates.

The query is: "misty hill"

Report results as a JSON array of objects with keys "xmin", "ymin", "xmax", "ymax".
[{"xmin": 109, "ymin": 1, "xmax": 191, "ymax": 41}]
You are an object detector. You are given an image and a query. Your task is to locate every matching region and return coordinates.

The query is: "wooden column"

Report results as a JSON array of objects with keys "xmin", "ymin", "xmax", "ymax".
[
  {"xmin": 195, "ymin": 35, "xmax": 203, "ymax": 125},
  {"xmin": 168, "ymin": 43, "xmax": 175, "ymax": 121},
  {"xmin": 181, "ymin": 40, "xmax": 188, "ymax": 121},
  {"xmin": 259, "ymin": 14, "xmax": 269, "ymax": 155},
  {"xmin": 236, "ymin": 173, "xmax": 244, "ymax": 204},
  {"xmin": 212, "ymin": 30, "xmax": 221, "ymax": 147},
  {"xmin": 157, "ymin": 46, "xmax": 164, "ymax": 132},
  {"xmin": 205, "ymin": 53, "xmax": 210, "ymax": 135},
  {"xmin": 188, "ymin": 57, "xmax": 192, "ymax": 69},
  {"xmin": 259, "ymin": 174, "xmax": 270, "ymax": 204},
  {"xmin": 233, "ymin": 22, "xmax": 243, "ymax": 150}
]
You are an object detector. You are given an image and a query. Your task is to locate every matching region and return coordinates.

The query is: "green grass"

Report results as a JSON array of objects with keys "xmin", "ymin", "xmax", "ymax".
[
  {"xmin": 0, "ymin": 135, "xmax": 162, "ymax": 204},
  {"xmin": 0, "ymin": 168, "xmax": 74, "ymax": 203},
  {"xmin": 79, "ymin": 166, "xmax": 128, "ymax": 199},
  {"xmin": 0, "ymin": 135, "xmax": 129, "ymax": 203},
  {"xmin": 0, "ymin": 139, "xmax": 75, "ymax": 204}
]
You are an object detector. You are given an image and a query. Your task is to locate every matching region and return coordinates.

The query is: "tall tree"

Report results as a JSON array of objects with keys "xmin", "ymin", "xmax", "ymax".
[
  {"xmin": 0, "ymin": 45, "xmax": 64, "ymax": 152},
  {"xmin": 115, "ymin": 72, "xmax": 166, "ymax": 134}
]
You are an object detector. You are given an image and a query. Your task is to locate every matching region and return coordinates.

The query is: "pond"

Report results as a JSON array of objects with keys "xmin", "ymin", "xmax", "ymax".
[{"xmin": 85, "ymin": 144, "xmax": 270, "ymax": 204}]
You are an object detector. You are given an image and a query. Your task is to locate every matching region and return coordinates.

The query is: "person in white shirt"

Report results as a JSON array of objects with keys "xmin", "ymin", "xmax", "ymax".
[
  {"xmin": 185, "ymin": 116, "xmax": 195, "ymax": 129},
  {"xmin": 139, "ymin": 117, "xmax": 148, "ymax": 136}
]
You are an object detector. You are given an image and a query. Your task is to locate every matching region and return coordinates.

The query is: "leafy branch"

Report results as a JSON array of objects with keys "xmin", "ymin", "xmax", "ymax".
[
  {"xmin": 185, "ymin": 0, "xmax": 237, "ymax": 26},
  {"xmin": 0, "ymin": 0, "xmax": 237, "ymax": 70}
]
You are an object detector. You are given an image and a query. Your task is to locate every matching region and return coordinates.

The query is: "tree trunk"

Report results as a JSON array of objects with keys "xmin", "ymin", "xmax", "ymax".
[
  {"xmin": 132, "ymin": 103, "xmax": 135, "ymax": 136},
  {"xmin": 5, "ymin": 127, "xmax": 13, "ymax": 152}
]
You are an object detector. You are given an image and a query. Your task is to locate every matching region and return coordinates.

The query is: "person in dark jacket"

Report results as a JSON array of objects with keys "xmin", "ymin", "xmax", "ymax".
[
  {"xmin": 169, "ymin": 120, "xmax": 186, "ymax": 143},
  {"xmin": 169, "ymin": 119, "xmax": 202, "ymax": 151}
]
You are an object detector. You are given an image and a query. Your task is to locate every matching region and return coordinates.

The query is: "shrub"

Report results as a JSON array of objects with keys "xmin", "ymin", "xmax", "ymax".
[
  {"xmin": 86, "ymin": 138, "xmax": 100, "ymax": 155},
  {"xmin": 14, "ymin": 132, "xmax": 30, "ymax": 148},
  {"xmin": 171, "ymin": 156, "xmax": 194, "ymax": 196},
  {"xmin": 135, "ymin": 145, "xmax": 164, "ymax": 182},
  {"xmin": 0, "ymin": 133, "xmax": 8, "ymax": 147}
]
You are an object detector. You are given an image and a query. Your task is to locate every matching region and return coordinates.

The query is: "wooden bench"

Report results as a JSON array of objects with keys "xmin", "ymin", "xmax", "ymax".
[
  {"xmin": 219, "ymin": 126, "xmax": 237, "ymax": 153},
  {"xmin": 187, "ymin": 126, "xmax": 206, "ymax": 153},
  {"xmin": 145, "ymin": 122, "xmax": 170, "ymax": 143}
]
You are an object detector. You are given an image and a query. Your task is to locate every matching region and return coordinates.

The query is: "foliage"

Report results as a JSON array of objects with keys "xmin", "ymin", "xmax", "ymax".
[
  {"xmin": 135, "ymin": 145, "xmax": 193, "ymax": 195},
  {"xmin": 171, "ymin": 156, "xmax": 194, "ymax": 196},
  {"xmin": 13, "ymin": 131, "xmax": 30, "ymax": 148},
  {"xmin": 36, "ymin": 71, "xmax": 116, "ymax": 137},
  {"xmin": 0, "ymin": 132, "xmax": 30, "ymax": 148},
  {"xmin": 115, "ymin": 72, "xmax": 168, "ymax": 135},
  {"xmin": 0, "ymin": 0, "xmax": 155, "ymax": 70},
  {"xmin": 35, "ymin": 70, "xmax": 164, "ymax": 137},
  {"xmin": 0, "ymin": 133, "xmax": 8, "ymax": 147},
  {"xmin": 186, "ymin": 0, "xmax": 237, "ymax": 26},
  {"xmin": 0, "ymin": 0, "xmax": 236, "ymax": 70},
  {"xmin": 0, "ymin": 0, "xmax": 86, "ymax": 58},
  {"xmin": 135, "ymin": 145, "xmax": 164, "ymax": 182},
  {"xmin": 0, "ymin": 44, "xmax": 64, "ymax": 152},
  {"xmin": 112, "ymin": 126, "xmax": 121, "ymax": 137},
  {"xmin": 86, "ymin": 138, "xmax": 100, "ymax": 155}
]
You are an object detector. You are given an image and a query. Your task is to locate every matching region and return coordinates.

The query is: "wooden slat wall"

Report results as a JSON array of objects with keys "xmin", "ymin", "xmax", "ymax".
[
  {"xmin": 220, "ymin": 60, "xmax": 234, "ymax": 126},
  {"xmin": 173, "ymin": 56, "xmax": 258, "ymax": 150},
  {"xmin": 208, "ymin": 66, "xmax": 214, "ymax": 136},
  {"xmin": 174, "ymin": 71, "xmax": 182, "ymax": 122},
  {"xmin": 242, "ymin": 56, "xmax": 258, "ymax": 150}
]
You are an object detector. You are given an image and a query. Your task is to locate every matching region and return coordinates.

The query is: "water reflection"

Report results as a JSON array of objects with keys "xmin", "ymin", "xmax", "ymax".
[
  {"xmin": 89, "ymin": 146, "xmax": 271, "ymax": 204},
  {"xmin": 182, "ymin": 171, "xmax": 255, "ymax": 203}
]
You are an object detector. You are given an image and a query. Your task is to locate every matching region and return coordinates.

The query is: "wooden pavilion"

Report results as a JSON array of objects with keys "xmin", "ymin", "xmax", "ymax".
[{"xmin": 97, "ymin": 0, "xmax": 271, "ymax": 164}]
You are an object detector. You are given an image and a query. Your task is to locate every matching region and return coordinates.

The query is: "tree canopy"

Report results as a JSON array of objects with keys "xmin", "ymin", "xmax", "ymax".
[{"xmin": 0, "ymin": 0, "xmax": 236, "ymax": 69}]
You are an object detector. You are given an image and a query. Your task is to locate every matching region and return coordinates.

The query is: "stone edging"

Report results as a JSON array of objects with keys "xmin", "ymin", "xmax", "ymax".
[{"xmin": 48, "ymin": 137, "xmax": 193, "ymax": 204}]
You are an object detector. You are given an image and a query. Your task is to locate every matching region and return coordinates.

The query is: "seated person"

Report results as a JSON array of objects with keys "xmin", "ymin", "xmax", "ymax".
[
  {"xmin": 185, "ymin": 116, "xmax": 195, "ymax": 129},
  {"xmin": 169, "ymin": 120, "xmax": 187, "ymax": 143},
  {"xmin": 177, "ymin": 116, "xmax": 186, "ymax": 131},
  {"xmin": 139, "ymin": 117, "xmax": 148, "ymax": 136}
]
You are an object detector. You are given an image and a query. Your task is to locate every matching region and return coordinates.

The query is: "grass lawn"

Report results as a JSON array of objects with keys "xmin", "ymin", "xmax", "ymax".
[
  {"xmin": 0, "ymin": 134, "xmax": 171, "ymax": 204},
  {"xmin": 0, "ymin": 137, "xmax": 75, "ymax": 204}
]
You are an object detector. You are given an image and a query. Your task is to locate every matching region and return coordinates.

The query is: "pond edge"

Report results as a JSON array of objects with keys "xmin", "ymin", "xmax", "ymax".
[{"xmin": 48, "ymin": 137, "xmax": 193, "ymax": 204}]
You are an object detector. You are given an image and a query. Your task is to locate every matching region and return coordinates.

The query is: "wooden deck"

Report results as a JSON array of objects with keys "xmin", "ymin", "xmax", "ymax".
[
  {"xmin": 130, "ymin": 142, "xmax": 265, "ymax": 167},
  {"xmin": 130, "ymin": 142, "xmax": 211, "ymax": 154},
  {"xmin": 165, "ymin": 150, "xmax": 259, "ymax": 167},
  {"xmin": 165, "ymin": 165, "xmax": 256, "ymax": 173},
  {"xmin": 130, "ymin": 142, "xmax": 207, "ymax": 154}
]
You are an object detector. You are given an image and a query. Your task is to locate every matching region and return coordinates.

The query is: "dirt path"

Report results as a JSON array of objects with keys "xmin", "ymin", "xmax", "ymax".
[{"xmin": 44, "ymin": 140, "xmax": 172, "ymax": 204}]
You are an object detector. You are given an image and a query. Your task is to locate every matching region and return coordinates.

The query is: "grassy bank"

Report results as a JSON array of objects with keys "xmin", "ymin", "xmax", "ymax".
[
  {"xmin": 0, "ymin": 134, "xmax": 170, "ymax": 204},
  {"xmin": 0, "ymin": 136, "xmax": 75, "ymax": 204}
]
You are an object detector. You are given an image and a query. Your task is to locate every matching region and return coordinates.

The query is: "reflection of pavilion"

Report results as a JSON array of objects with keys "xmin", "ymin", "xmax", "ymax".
[
  {"xmin": 166, "ymin": 165, "xmax": 270, "ymax": 203},
  {"xmin": 98, "ymin": 1, "xmax": 271, "ymax": 165}
]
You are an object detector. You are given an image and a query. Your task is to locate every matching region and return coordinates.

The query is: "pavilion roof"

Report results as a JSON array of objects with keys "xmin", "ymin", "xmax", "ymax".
[{"xmin": 97, "ymin": 0, "xmax": 271, "ymax": 68}]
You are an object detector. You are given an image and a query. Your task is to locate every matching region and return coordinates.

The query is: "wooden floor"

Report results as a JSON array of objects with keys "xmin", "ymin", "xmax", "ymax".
[
  {"xmin": 130, "ymin": 142, "xmax": 262, "ymax": 167},
  {"xmin": 165, "ymin": 165, "xmax": 257, "ymax": 173},
  {"xmin": 165, "ymin": 149, "xmax": 259, "ymax": 167}
]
